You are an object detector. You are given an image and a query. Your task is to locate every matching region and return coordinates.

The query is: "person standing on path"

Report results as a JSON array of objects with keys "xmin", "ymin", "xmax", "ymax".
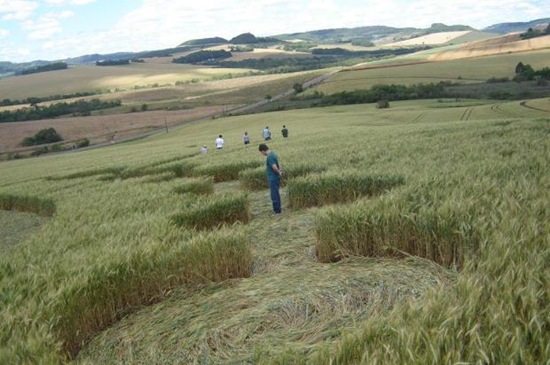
[
  {"xmin": 259, "ymin": 143, "xmax": 282, "ymax": 214},
  {"xmin": 215, "ymin": 134, "xmax": 224, "ymax": 150},
  {"xmin": 281, "ymin": 125, "xmax": 288, "ymax": 138},
  {"xmin": 262, "ymin": 126, "xmax": 271, "ymax": 141}
]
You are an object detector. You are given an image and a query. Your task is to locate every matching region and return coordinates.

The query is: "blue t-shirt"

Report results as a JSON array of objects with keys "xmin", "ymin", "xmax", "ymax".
[{"xmin": 266, "ymin": 151, "xmax": 279, "ymax": 180}]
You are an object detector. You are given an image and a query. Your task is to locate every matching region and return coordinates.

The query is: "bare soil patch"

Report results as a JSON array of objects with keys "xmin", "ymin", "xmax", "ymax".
[{"xmin": 0, "ymin": 106, "xmax": 223, "ymax": 153}]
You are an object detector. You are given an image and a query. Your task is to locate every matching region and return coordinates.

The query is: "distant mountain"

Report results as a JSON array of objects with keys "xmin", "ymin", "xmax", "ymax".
[
  {"xmin": 273, "ymin": 23, "xmax": 473, "ymax": 44},
  {"xmin": 228, "ymin": 32, "xmax": 280, "ymax": 44},
  {"xmin": 482, "ymin": 18, "xmax": 550, "ymax": 34},
  {"xmin": 63, "ymin": 46, "xmax": 193, "ymax": 65},
  {"xmin": 0, "ymin": 60, "xmax": 54, "ymax": 76},
  {"xmin": 2, "ymin": 18, "xmax": 548, "ymax": 68},
  {"xmin": 274, "ymin": 25, "xmax": 415, "ymax": 43},
  {"xmin": 179, "ymin": 37, "xmax": 228, "ymax": 46}
]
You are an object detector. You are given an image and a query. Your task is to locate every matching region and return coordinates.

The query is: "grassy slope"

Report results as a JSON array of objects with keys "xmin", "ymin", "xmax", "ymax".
[
  {"xmin": 0, "ymin": 70, "xmax": 325, "ymax": 154},
  {"xmin": 314, "ymin": 49, "xmax": 550, "ymax": 95},
  {"xmin": 0, "ymin": 63, "xmax": 254, "ymax": 100},
  {"xmin": 0, "ymin": 97, "xmax": 548, "ymax": 363}
]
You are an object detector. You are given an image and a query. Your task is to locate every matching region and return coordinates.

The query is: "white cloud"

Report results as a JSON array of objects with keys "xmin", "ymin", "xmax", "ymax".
[
  {"xmin": 23, "ymin": 10, "xmax": 74, "ymax": 40},
  {"xmin": 45, "ymin": 0, "xmax": 95, "ymax": 5},
  {"xmin": 0, "ymin": 0, "xmax": 39, "ymax": 21},
  {"xmin": 0, "ymin": 42, "xmax": 32, "ymax": 61},
  {"xmin": 0, "ymin": 29, "xmax": 9, "ymax": 38},
  {"xmin": 3, "ymin": 0, "xmax": 550, "ymax": 62}
]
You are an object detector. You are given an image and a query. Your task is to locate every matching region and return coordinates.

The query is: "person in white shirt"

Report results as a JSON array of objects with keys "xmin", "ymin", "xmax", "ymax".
[
  {"xmin": 200, "ymin": 145, "xmax": 207, "ymax": 154},
  {"xmin": 215, "ymin": 135, "xmax": 224, "ymax": 150}
]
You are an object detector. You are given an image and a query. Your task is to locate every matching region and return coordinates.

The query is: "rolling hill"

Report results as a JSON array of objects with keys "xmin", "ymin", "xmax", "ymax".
[{"xmin": 482, "ymin": 17, "xmax": 550, "ymax": 34}]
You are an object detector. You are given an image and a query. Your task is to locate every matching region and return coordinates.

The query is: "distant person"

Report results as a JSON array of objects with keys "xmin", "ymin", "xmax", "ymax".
[
  {"xmin": 200, "ymin": 145, "xmax": 208, "ymax": 154},
  {"xmin": 281, "ymin": 125, "xmax": 289, "ymax": 138},
  {"xmin": 243, "ymin": 131, "xmax": 250, "ymax": 145},
  {"xmin": 215, "ymin": 135, "xmax": 224, "ymax": 150},
  {"xmin": 259, "ymin": 143, "xmax": 282, "ymax": 214},
  {"xmin": 262, "ymin": 126, "xmax": 271, "ymax": 141}
]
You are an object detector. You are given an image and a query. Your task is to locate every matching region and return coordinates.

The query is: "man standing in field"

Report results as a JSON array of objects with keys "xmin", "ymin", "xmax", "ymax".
[
  {"xmin": 281, "ymin": 125, "xmax": 289, "ymax": 138},
  {"xmin": 262, "ymin": 126, "xmax": 271, "ymax": 141},
  {"xmin": 259, "ymin": 143, "xmax": 282, "ymax": 214},
  {"xmin": 215, "ymin": 134, "xmax": 224, "ymax": 150}
]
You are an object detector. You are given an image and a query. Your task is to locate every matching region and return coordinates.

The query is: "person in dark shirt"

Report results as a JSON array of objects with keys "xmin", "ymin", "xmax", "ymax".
[
  {"xmin": 281, "ymin": 125, "xmax": 288, "ymax": 138},
  {"xmin": 259, "ymin": 143, "xmax": 282, "ymax": 214}
]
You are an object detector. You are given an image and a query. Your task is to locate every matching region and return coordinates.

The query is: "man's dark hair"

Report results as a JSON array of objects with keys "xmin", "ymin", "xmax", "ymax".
[{"xmin": 259, "ymin": 143, "xmax": 269, "ymax": 151}]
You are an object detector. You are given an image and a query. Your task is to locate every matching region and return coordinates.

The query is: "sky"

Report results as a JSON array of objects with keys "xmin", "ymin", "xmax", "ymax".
[{"xmin": 0, "ymin": 0, "xmax": 549, "ymax": 63}]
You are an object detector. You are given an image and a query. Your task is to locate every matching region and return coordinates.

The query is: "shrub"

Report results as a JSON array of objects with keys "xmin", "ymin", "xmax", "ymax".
[
  {"xmin": 376, "ymin": 100, "xmax": 390, "ymax": 109},
  {"xmin": 21, "ymin": 127, "xmax": 63, "ymax": 146},
  {"xmin": 76, "ymin": 138, "xmax": 90, "ymax": 148},
  {"xmin": 50, "ymin": 144, "xmax": 64, "ymax": 152},
  {"xmin": 171, "ymin": 194, "xmax": 249, "ymax": 230},
  {"xmin": 30, "ymin": 146, "xmax": 49, "ymax": 156},
  {"xmin": 287, "ymin": 171, "xmax": 404, "ymax": 209}
]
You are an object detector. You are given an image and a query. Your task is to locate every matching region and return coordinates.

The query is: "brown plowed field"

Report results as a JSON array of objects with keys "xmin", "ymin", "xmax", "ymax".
[
  {"xmin": 428, "ymin": 34, "xmax": 550, "ymax": 61},
  {"xmin": 0, "ymin": 106, "xmax": 224, "ymax": 153}
]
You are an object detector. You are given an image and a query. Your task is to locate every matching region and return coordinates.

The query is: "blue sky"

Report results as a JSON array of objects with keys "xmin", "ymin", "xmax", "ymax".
[{"xmin": 1, "ymin": 0, "xmax": 549, "ymax": 63}]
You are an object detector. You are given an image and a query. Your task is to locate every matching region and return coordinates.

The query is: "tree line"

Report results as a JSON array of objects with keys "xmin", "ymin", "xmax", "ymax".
[
  {"xmin": 16, "ymin": 62, "xmax": 68, "ymax": 75},
  {"xmin": 514, "ymin": 62, "xmax": 550, "ymax": 82},
  {"xmin": 315, "ymin": 82, "xmax": 453, "ymax": 106},
  {"xmin": 0, "ymin": 99, "xmax": 121, "ymax": 123},
  {"xmin": 96, "ymin": 59, "xmax": 130, "ymax": 66},
  {"xmin": 520, "ymin": 23, "xmax": 550, "ymax": 40},
  {"xmin": 172, "ymin": 50, "xmax": 232, "ymax": 64},
  {"xmin": 311, "ymin": 46, "xmax": 429, "ymax": 57},
  {"xmin": 171, "ymin": 46, "xmax": 428, "ymax": 73},
  {"xmin": 1, "ymin": 91, "xmax": 98, "ymax": 107}
]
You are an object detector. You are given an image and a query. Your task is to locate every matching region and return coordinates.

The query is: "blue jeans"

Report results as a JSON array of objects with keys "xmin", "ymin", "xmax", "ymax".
[{"xmin": 268, "ymin": 177, "xmax": 281, "ymax": 213}]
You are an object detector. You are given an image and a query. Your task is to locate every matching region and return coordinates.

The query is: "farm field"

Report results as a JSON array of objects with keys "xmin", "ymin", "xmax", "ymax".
[
  {"xmin": 0, "ymin": 106, "xmax": 224, "ymax": 152},
  {"xmin": 0, "ymin": 62, "xmax": 254, "ymax": 100},
  {"xmin": 315, "ymin": 48, "xmax": 550, "ymax": 95},
  {"xmin": 430, "ymin": 34, "xmax": 550, "ymax": 61},
  {"xmin": 0, "ymin": 70, "xmax": 327, "ymax": 155},
  {"xmin": 0, "ymin": 95, "xmax": 549, "ymax": 363}
]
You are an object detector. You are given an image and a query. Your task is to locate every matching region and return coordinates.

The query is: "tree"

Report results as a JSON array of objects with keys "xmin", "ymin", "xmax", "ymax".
[
  {"xmin": 293, "ymin": 83, "xmax": 304, "ymax": 93},
  {"xmin": 21, "ymin": 128, "xmax": 63, "ymax": 146},
  {"xmin": 514, "ymin": 62, "xmax": 535, "ymax": 81},
  {"xmin": 515, "ymin": 62, "xmax": 525, "ymax": 75},
  {"xmin": 28, "ymin": 97, "xmax": 40, "ymax": 109}
]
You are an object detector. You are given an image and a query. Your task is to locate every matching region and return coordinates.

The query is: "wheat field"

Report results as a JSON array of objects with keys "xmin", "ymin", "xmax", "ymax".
[{"xmin": 1, "ymin": 95, "xmax": 549, "ymax": 363}]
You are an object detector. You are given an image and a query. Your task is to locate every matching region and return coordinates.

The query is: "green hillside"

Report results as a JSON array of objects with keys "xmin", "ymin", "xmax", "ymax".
[{"xmin": 443, "ymin": 30, "xmax": 500, "ymax": 45}]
